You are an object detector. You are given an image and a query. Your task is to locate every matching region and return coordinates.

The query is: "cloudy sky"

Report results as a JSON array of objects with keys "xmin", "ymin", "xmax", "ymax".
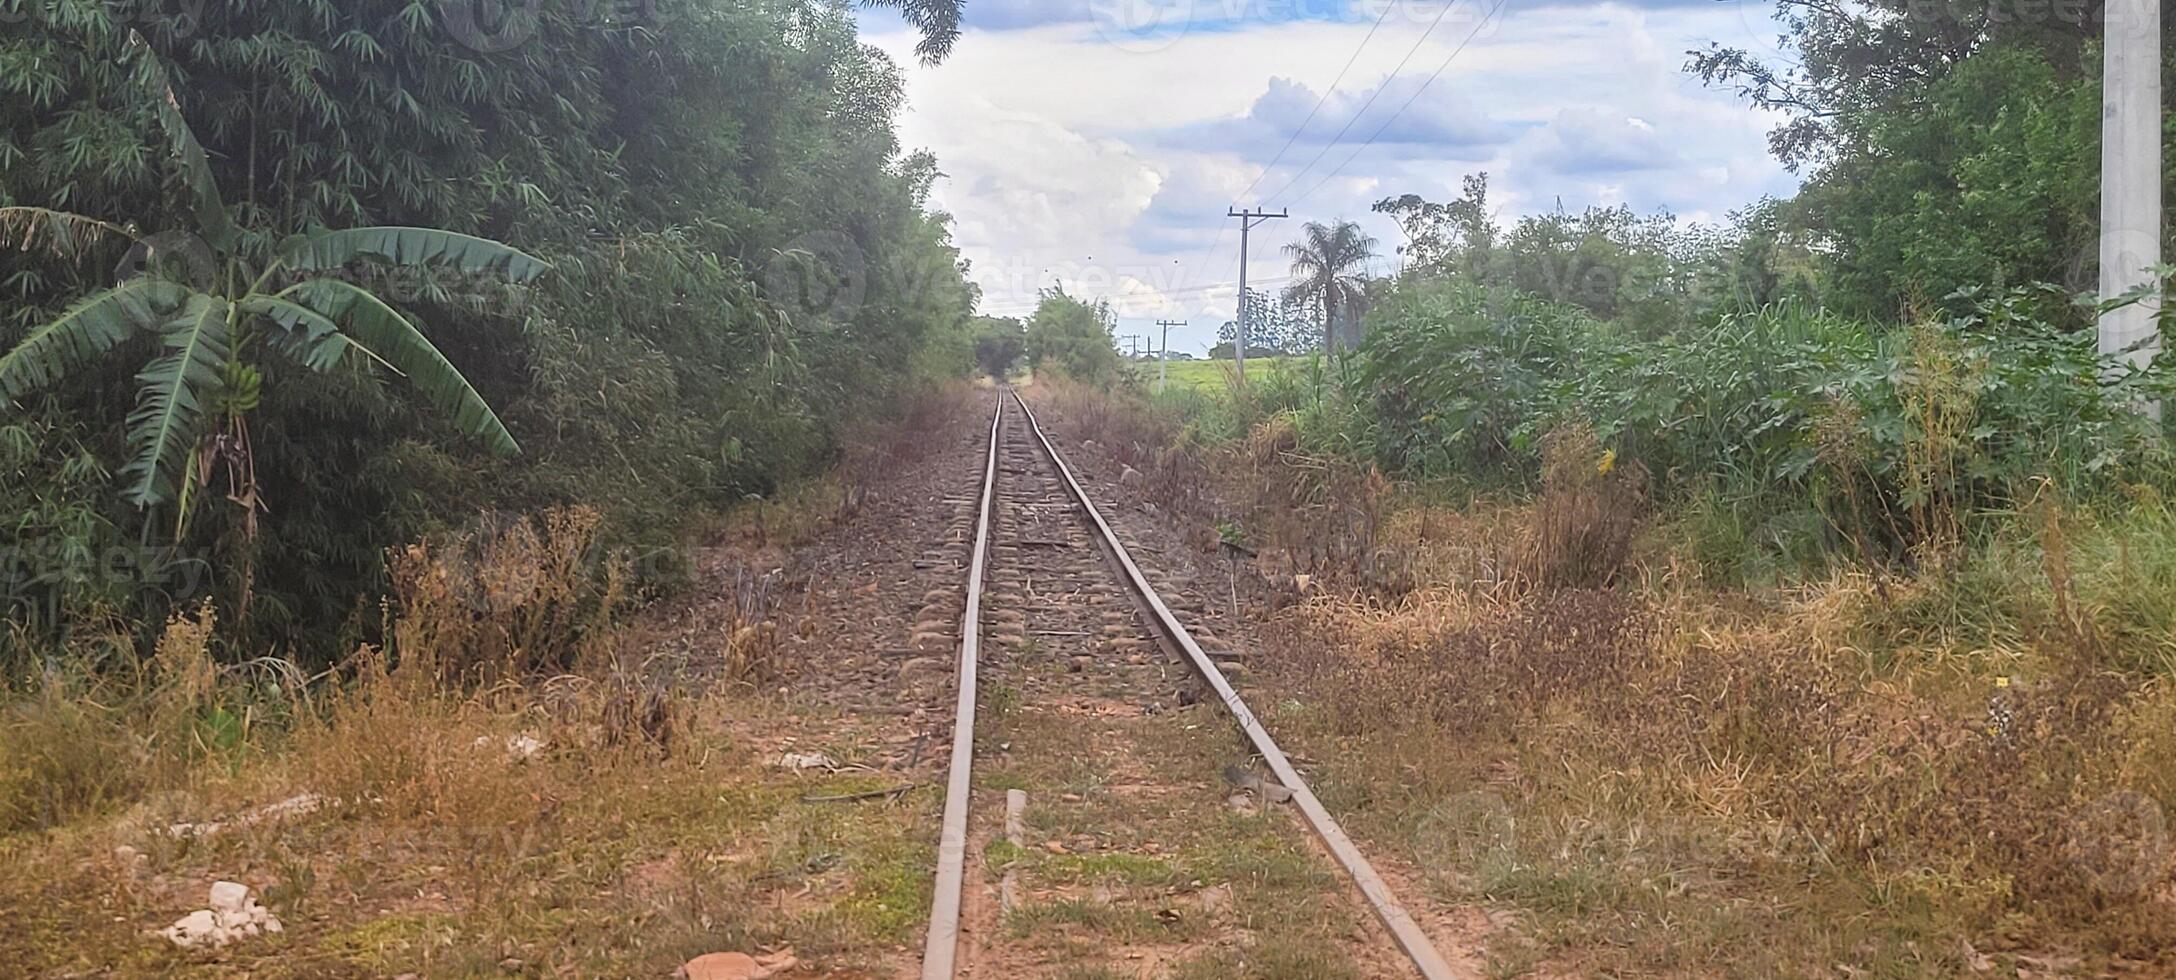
[{"xmin": 861, "ymin": 0, "xmax": 1803, "ymax": 355}]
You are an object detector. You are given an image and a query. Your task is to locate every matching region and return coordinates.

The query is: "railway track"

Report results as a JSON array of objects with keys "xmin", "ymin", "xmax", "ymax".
[{"xmin": 917, "ymin": 388, "xmax": 1460, "ymax": 979}]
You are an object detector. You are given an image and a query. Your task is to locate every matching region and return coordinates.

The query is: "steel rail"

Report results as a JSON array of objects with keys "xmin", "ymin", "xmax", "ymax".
[
  {"xmin": 918, "ymin": 391, "xmax": 1005, "ymax": 979},
  {"xmin": 1007, "ymin": 388, "xmax": 1462, "ymax": 980}
]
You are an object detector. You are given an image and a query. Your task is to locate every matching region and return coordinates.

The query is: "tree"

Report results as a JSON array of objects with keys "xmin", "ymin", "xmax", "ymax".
[
  {"xmin": 1215, "ymin": 290, "xmax": 1315, "ymax": 357},
  {"xmin": 0, "ymin": 0, "xmax": 979, "ymax": 654},
  {"xmin": 1024, "ymin": 288, "xmax": 1120, "ymax": 380},
  {"xmin": 0, "ymin": 36, "xmax": 540, "ymax": 594},
  {"xmin": 1375, "ymin": 173, "xmax": 1497, "ymax": 279},
  {"xmin": 1282, "ymin": 220, "xmax": 1377, "ymax": 356},
  {"xmin": 971, "ymin": 315, "xmax": 1026, "ymax": 379},
  {"xmin": 865, "ymin": 0, "xmax": 965, "ymax": 63}
]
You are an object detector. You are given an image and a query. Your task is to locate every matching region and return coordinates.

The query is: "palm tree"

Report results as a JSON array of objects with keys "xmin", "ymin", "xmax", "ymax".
[
  {"xmin": 0, "ymin": 35, "xmax": 542, "ymax": 536},
  {"xmin": 1281, "ymin": 220, "xmax": 1377, "ymax": 357}
]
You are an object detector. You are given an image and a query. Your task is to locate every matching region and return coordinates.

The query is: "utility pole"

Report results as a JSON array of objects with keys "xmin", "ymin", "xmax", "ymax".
[
  {"xmin": 2101, "ymin": 0, "xmax": 2162, "ymax": 416},
  {"xmin": 1227, "ymin": 207, "xmax": 1287, "ymax": 384},
  {"xmin": 1156, "ymin": 319, "xmax": 1186, "ymax": 391}
]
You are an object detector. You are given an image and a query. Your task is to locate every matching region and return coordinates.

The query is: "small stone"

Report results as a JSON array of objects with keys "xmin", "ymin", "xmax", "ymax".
[
  {"xmin": 777, "ymin": 752, "xmax": 838, "ymax": 771},
  {"xmin": 677, "ymin": 952, "xmax": 761, "ymax": 980},
  {"xmin": 208, "ymin": 880, "xmax": 251, "ymax": 913},
  {"xmin": 164, "ymin": 909, "xmax": 218, "ymax": 948},
  {"xmin": 899, "ymin": 656, "xmax": 945, "ymax": 676},
  {"xmin": 1214, "ymin": 660, "xmax": 1247, "ymax": 679},
  {"xmin": 504, "ymin": 734, "xmax": 546, "ymax": 760}
]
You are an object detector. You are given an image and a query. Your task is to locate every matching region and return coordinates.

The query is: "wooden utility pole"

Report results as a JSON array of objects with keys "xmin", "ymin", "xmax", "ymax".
[
  {"xmin": 1156, "ymin": 319, "xmax": 1186, "ymax": 391},
  {"xmin": 2100, "ymin": 0, "xmax": 2162, "ymax": 416},
  {"xmin": 1227, "ymin": 207, "xmax": 1287, "ymax": 384}
]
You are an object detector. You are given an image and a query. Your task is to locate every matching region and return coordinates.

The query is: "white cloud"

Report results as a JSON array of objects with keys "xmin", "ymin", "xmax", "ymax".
[{"xmin": 863, "ymin": 0, "xmax": 1800, "ymax": 352}]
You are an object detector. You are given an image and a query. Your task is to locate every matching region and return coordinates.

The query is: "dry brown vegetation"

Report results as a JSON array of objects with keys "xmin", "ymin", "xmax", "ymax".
[
  {"xmin": 0, "ymin": 384, "xmax": 1000, "ymax": 975},
  {"xmin": 1064, "ymin": 380, "xmax": 2176, "ymax": 976}
]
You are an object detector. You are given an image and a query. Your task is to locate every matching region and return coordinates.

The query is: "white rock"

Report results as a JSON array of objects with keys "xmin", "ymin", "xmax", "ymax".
[
  {"xmin": 208, "ymin": 880, "xmax": 251, "ymax": 913},
  {"xmin": 777, "ymin": 751, "xmax": 838, "ymax": 771},
  {"xmin": 505, "ymin": 734, "xmax": 546, "ymax": 760},
  {"xmin": 163, "ymin": 909, "xmax": 219, "ymax": 948},
  {"xmin": 263, "ymin": 917, "xmax": 284, "ymax": 934}
]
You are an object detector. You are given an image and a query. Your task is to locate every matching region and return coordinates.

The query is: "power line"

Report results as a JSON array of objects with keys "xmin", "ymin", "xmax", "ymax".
[
  {"xmin": 1278, "ymin": 0, "xmax": 1509, "ymax": 212},
  {"xmin": 1170, "ymin": 11, "xmax": 1396, "ymax": 298},
  {"xmin": 1229, "ymin": 0, "xmax": 1401, "ymax": 207},
  {"xmin": 978, "ymin": 274, "xmax": 1300, "ymax": 315},
  {"xmin": 1253, "ymin": 0, "xmax": 1466, "ymax": 207}
]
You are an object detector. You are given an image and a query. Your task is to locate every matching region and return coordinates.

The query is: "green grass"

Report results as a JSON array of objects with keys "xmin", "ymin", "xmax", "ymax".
[{"xmin": 1143, "ymin": 356, "xmax": 1298, "ymax": 393}]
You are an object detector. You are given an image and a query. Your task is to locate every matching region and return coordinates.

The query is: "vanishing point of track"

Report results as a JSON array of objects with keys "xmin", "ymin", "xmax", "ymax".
[{"xmin": 916, "ymin": 388, "xmax": 1460, "ymax": 979}]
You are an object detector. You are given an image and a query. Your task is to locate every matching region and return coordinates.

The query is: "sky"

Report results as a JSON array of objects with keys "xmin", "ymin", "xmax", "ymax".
[{"xmin": 860, "ymin": 0, "xmax": 1805, "ymax": 356}]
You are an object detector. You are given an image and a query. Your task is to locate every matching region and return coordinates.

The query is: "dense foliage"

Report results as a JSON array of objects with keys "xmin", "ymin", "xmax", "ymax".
[
  {"xmin": 1690, "ymin": 0, "xmax": 2175, "ymax": 319},
  {"xmin": 1355, "ymin": 280, "xmax": 2169, "ymax": 571},
  {"xmin": 970, "ymin": 314, "xmax": 1026, "ymax": 378},
  {"xmin": 1023, "ymin": 288, "xmax": 1121, "ymax": 380},
  {"xmin": 1, "ymin": 0, "xmax": 977, "ymax": 658}
]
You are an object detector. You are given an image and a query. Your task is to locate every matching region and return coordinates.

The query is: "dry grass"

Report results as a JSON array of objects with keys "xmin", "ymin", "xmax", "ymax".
[
  {"xmin": 1044, "ymin": 384, "xmax": 2176, "ymax": 974},
  {"xmin": 0, "ymin": 476, "xmax": 940, "ymax": 975},
  {"xmin": 1264, "ymin": 567, "xmax": 2176, "ymax": 973}
]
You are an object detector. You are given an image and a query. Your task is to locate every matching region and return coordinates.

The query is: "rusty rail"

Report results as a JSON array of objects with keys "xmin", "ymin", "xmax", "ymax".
[
  {"xmin": 1006, "ymin": 388, "xmax": 1462, "ymax": 980},
  {"xmin": 917, "ymin": 391, "xmax": 1003, "ymax": 980},
  {"xmin": 917, "ymin": 388, "xmax": 1462, "ymax": 979}
]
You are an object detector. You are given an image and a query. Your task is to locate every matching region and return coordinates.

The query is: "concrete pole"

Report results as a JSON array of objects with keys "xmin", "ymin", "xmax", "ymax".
[
  {"xmin": 1227, "ymin": 207, "xmax": 1286, "ymax": 384},
  {"xmin": 2100, "ymin": 0, "xmax": 2162, "ymax": 417},
  {"xmin": 1237, "ymin": 220, "xmax": 1251, "ymax": 384},
  {"xmin": 1156, "ymin": 319, "xmax": 1185, "ymax": 391}
]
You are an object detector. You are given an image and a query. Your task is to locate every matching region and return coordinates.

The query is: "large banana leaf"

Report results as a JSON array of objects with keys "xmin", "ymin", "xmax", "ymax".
[
  {"xmin": 0, "ymin": 278, "xmax": 188, "ymax": 401},
  {"xmin": 239, "ymin": 294, "xmax": 352, "ymax": 372},
  {"xmin": 278, "ymin": 227, "xmax": 549, "ymax": 282},
  {"xmin": 121, "ymin": 292, "xmax": 230, "ymax": 507},
  {"xmin": 126, "ymin": 32, "xmax": 237, "ymax": 252},
  {"xmin": 283, "ymin": 278, "xmax": 520, "ymax": 455}
]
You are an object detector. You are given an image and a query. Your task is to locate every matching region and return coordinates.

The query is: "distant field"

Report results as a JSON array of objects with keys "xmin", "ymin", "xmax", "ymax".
[{"xmin": 1139, "ymin": 356, "xmax": 1293, "ymax": 392}]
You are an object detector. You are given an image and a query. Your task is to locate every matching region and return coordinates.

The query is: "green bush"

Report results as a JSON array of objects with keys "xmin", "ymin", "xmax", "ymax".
[{"xmin": 1348, "ymin": 277, "xmax": 2170, "ymax": 573}]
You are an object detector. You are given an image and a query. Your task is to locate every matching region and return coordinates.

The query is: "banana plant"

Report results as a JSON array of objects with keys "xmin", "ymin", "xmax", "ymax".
[{"xmin": 0, "ymin": 33, "xmax": 544, "ymax": 537}]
